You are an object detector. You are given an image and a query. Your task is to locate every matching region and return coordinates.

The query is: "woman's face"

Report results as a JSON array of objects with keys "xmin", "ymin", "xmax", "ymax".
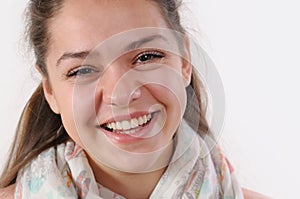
[{"xmin": 43, "ymin": 0, "xmax": 191, "ymax": 172}]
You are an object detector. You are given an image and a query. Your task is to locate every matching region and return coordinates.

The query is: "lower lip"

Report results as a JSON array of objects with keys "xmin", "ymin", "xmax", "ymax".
[{"xmin": 98, "ymin": 112, "xmax": 159, "ymax": 144}]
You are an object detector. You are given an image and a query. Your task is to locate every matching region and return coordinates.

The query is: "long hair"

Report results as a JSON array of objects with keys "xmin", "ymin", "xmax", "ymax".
[{"xmin": 0, "ymin": 0, "xmax": 209, "ymax": 187}]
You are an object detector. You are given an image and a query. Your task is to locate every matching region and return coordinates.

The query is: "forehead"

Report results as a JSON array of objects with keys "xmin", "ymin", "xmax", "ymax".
[
  {"xmin": 56, "ymin": 0, "xmax": 167, "ymax": 36},
  {"xmin": 47, "ymin": 0, "xmax": 170, "ymax": 67}
]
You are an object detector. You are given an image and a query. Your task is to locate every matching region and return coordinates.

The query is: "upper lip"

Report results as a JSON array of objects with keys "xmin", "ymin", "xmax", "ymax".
[{"xmin": 96, "ymin": 111, "xmax": 158, "ymax": 126}]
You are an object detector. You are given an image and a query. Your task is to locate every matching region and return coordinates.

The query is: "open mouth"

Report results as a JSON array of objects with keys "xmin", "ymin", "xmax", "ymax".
[{"xmin": 100, "ymin": 112, "xmax": 156, "ymax": 135}]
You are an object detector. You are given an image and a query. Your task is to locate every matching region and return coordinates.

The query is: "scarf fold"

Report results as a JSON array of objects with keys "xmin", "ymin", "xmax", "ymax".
[{"xmin": 15, "ymin": 121, "xmax": 244, "ymax": 199}]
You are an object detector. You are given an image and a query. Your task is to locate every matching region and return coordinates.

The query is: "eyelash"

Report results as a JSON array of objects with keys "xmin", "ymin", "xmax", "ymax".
[
  {"xmin": 65, "ymin": 50, "xmax": 165, "ymax": 78},
  {"xmin": 133, "ymin": 50, "xmax": 165, "ymax": 64},
  {"xmin": 66, "ymin": 66, "xmax": 97, "ymax": 77}
]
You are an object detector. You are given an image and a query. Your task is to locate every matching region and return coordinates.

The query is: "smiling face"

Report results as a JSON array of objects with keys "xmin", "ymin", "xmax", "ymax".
[{"xmin": 43, "ymin": 0, "xmax": 192, "ymax": 172}]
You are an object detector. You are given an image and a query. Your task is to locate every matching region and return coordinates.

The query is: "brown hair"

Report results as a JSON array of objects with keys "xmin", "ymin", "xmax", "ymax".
[{"xmin": 0, "ymin": 0, "xmax": 209, "ymax": 188}]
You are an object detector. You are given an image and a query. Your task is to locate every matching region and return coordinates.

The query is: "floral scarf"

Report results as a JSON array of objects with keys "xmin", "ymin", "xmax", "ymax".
[{"xmin": 15, "ymin": 121, "xmax": 244, "ymax": 199}]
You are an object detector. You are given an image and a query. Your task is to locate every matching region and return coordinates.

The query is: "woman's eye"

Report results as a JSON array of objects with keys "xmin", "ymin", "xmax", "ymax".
[
  {"xmin": 134, "ymin": 51, "xmax": 165, "ymax": 64},
  {"xmin": 67, "ymin": 66, "xmax": 98, "ymax": 78}
]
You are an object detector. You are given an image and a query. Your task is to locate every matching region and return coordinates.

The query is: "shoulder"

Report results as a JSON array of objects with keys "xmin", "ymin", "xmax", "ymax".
[
  {"xmin": 243, "ymin": 188, "xmax": 272, "ymax": 199},
  {"xmin": 0, "ymin": 184, "xmax": 16, "ymax": 199}
]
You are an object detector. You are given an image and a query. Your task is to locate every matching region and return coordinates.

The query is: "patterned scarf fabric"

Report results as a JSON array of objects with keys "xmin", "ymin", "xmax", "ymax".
[{"xmin": 15, "ymin": 121, "xmax": 244, "ymax": 199}]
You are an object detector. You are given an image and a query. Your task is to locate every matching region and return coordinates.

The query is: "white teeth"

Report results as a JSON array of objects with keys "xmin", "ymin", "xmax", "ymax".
[
  {"xmin": 107, "ymin": 123, "xmax": 112, "ymax": 129},
  {"xmin": 111, "ymin": 122, "xmax": 116, "ymax": 129},
  {"xmin": 104, "ymin": 113, "xmax": 153, "ymax": 132},
  {"xmin": 131, "ymin": 118, "xmax": 139, "ymax": 129},
  {"xmin": 143, "ymin": 115, "xmax": 147, "ymax": 123},
  {"xmin": 138, "ymin": 117, "xmax": 144, "ymax": 125},
  {"xmin": 116, "ymin": 122, "xmax": 122, "ymax": 130},
  {"xmin": 121, "ymin": 120, "xmax": 131, "ymax": 130}
]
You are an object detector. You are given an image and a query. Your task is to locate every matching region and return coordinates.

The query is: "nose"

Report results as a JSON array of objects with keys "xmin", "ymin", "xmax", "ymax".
[{"xmin": 97, "ymin": 63, "xmax": 141, "ymax": 107}]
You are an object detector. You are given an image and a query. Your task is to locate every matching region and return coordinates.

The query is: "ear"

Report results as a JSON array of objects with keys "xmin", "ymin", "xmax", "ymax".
[
  {"xmin": 42, "ymin": 77, "xmax": 60, "ymax": 114},
  {"xmin": 181, "ymin": 36, "xmax": 192, "ymax": 87}
]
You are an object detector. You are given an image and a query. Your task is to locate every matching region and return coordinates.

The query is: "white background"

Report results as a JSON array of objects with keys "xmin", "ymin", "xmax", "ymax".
[{"xmin": 1, "ymin": 0, "xmax": 299, "ymax": 198}]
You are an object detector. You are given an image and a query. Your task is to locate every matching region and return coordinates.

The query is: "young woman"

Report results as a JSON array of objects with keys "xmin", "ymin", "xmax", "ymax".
[{"xmin": 0, "ymin": 0, "xmax": 270, "ymax": 198}]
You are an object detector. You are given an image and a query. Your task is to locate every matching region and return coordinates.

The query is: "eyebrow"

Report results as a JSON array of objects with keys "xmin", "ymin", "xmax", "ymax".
[
  {"xmin": 124, "ymin": 34, "xmax": 168, "ymax": 51},
  {"xmin": 56, "ymin": 51, "xmax": 90, "ymax": 67},
  {"xmin": 56, "ymin": 34, "xmax": 168, "ymax": 67}
]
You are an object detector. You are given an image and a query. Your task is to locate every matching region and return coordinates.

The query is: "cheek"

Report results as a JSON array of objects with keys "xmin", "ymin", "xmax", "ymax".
[
  {"xmin": 136, "ymin": 64, "xmax": 187, "ymax": 107},
  {"xmin": 53, "ymin": 83, "xmax": 96, "ymax": 146},
  {"xmin": 145, "ymin": 84, "xmax": 187, "ymax": 127},
  {"xmin": 143, "ymin": 70, "xmax": 187, "ymax": 116},
  {"xmin": 55, "ymin": 90, "xmax": 81, "ymax": 143},
  {"xmin": 61, "ymin": 110, "xmax": 84, "ymax": 146}
]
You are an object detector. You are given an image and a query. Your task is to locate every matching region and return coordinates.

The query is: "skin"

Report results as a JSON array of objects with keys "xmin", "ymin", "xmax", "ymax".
[
  {"xmin": 0, "ymin": 1, "xmax": 271, "ymax": 198},
  {"xmin": 43, "ymin": 0, "xmax": 191, "ymax": 198},
  {"xmin": 0, "ymin": 184, "xmax": 15, "ymax": 199},
  {"xmin": 44, "ymin": 0, "xmax": 191, "ymax": 152}
]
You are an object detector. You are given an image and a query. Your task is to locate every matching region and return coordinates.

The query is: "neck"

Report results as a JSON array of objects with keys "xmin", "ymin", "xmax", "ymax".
[
  {"xmin": 86, "ymin": 140, "xmax": 174, "ymax": 199},
  {"xmin": 88, "ymin": 157, "xmax": 167, "ymax": 199}
]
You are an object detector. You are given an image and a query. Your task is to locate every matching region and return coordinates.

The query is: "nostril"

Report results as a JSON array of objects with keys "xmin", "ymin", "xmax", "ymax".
[
  {"xmin": 99, "ymin": 72, "xmax": 142, "ymax": 106},
  {"xmin": 102, "ymin": 88, "xmax": 141, "ymax": 106}
]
